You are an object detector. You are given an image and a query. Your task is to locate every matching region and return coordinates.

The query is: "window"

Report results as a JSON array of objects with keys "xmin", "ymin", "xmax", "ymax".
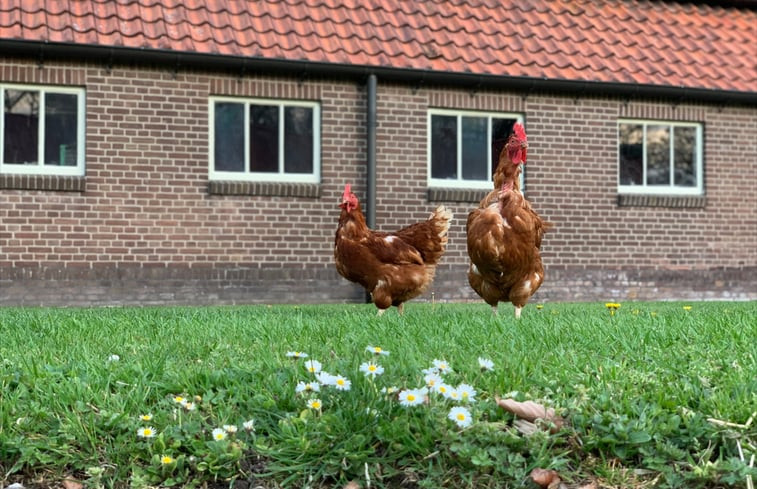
[
  {"xmin": 209, "ymin": 97, "xmax": 320, "ymax": 183},
  {"xmin": 0, "ymin": 84, "xmax": 85, "ymax": 176},
  {"xmin": 428, "ymin": 109, "xmax": 523, "ymax": 189},
  {"xmin": 618, "ymin": 120, "xmax": 703, "ymax": 195}
]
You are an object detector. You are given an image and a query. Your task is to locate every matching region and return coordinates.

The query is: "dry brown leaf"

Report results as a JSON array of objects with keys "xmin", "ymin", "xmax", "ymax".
[
  {"xmin": 496, "ymin": 397, "xmax": 565, "ymax": 433},
  {"xmin": 530, "ymin": 468, "xmax": 561, "ymax": 488},
  {"xmin": 63, "ymin": 479, "xmax": 83, "ymax": 489}
]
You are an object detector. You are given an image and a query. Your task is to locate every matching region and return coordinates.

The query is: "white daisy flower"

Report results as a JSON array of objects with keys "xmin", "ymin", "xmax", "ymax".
[
  {"xmin": 223, "ymin": 424, "xmax": 238, "ymax": 434},
  {"xmin": 172, "ymin": 395, "xmax": 187, "ymax": 405},
  {"xmin": 398, "ymin": 389, "xmax": 425, "ymax": 407},
  {"xmin": 286, "ymin": 351, "xmax": 308, "ymax": 358},
  {"xmin": 333, "ymin": 375, "xmax": 351, "ymax": 391},
  {"xmin": 381, "ymin": 386, "xmax": 399, "ymax": 395},
  {"xmin": 107, "ymin": 354, "xmax": 120, "ymax": 362},
  {"xmin": 182, "ymin": 402, "xmax": 197, "ymax": 411},
  {"xmin": 457, "ymin": 383, "xmax": 477, "ymax": 403},
  {"xmin": 435, "ymin": 383, "xmax": 452, "ymax": 397},
  {"xmin": 445, "ymin": 387, "xmax": 461, "ymax": 401},
  {"xmin": 304, "ymin": 359, "xmax": 322, "ymax": 374},
  {"xmin": 432, "ymin": 359, "xmax": 453, "ymax": 374},
  {"xmin": 421, "ymin": 366, "xmax": 440, "ymax": 376},
  {"xmin": 139, "ymin": 414, "xmax": 153, "ymax": 421},
  {"xmin": 448, "ymin": 406, "xmax": 473, "ymax": 428},
  {"xmin": 295, "ymin": 381, "xmax": 321, "ymax": 393},
  {"xmin": 137, "ymin": 426, "xmax": 156, "ymax": 438},
  {"xmin": 307, "ymin": 398, "xmax": 323, "ymax": 410},
  {"xmin": 366, "ymin": 345, "xmax": 390, "ymax": 356},
  {"xmin": 424, "ymin": 373, "xmax": 443, "ymax": 388},
  {"xmin": 211, "ymin": 428, "xmax": 227, "ymax": 441},
  {"xmin": 243, "ymin": 419, "xmax": 255, "ymax": 431},
  {"xmin": 478, "ymin": 357, "xmax": 495, "ymax": 371},
  {"xmin": 359, "ymin": 362, "xmax": 384, "ymax": 377},
  {"xmin": 316, "ymin": 371, "xmax": 336, "ymax": 385}
]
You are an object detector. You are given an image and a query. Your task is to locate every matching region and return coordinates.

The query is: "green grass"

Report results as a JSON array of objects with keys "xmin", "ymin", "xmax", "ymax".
[{"xmin": 0, "ymin": 302, "xmax": 755, "ymax": 488}]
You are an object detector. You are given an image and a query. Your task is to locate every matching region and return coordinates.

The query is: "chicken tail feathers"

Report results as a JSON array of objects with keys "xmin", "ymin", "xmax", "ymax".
[
  {"xmin": 393, "ymin": 205, "xmax": 453, "ymax": 266},
  {"xmin": 430, "ymin": 205, "xmax": 453, "ymax": 241}
]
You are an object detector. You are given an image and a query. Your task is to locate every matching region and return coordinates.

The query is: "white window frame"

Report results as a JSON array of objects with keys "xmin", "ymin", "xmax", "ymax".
[
  {"xmin": 209, "ymin": 96, "xmax": 321, "ymax": 184},
  {"xmin": 0, "ymin": 83, "xmax": 86, "ymax": 176},
  {"xmin": 618, "ymin": 119, "xmax": 704, "ymax": 196},
  {"xmin": 427, "ymin": 109, "xmax": 524, "ymax": 190}
]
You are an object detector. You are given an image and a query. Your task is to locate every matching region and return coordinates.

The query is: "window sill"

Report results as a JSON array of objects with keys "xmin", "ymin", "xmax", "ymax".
[
  {"xmin": 208, "ymin": 181, "xmax": 321, "ymax": 198},
  {"xmin": 427, "ymin": 187, "xmax": 488, "ymax": 203},
  {"xmin": 0, "ymin": 174, "xmax": 85, "ymax": 192},
  {"xmin": 617, "ymin": 194, "xmax": 706, "ymax": 208}
]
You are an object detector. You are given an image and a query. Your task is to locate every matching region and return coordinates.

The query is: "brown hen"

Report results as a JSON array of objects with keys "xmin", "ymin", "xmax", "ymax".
[
  {"xmin": 335, "ymin": 184, "xmax": 452, "ymax": 315},
  {"xmin": 466, "ymin": 123, "xmax": 549, "ymax": 318}
]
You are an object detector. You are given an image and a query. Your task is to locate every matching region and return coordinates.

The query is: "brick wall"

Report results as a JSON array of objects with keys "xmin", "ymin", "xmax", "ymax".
[{"xmin": 1, "ymin": 59, "xmax": 755, "ymax": 306}]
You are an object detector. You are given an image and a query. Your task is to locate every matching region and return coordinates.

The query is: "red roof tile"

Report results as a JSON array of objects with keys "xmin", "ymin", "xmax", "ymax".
[{"xmin": 0, "ymin": 0, "xmax": 755, "ymax": 94}]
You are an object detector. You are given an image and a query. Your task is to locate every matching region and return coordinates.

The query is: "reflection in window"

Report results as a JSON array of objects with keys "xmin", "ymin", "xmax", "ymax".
[
  {"xmin": 429, "ymin": 111, "xmax": 520, "ymax": 188},
  {"xmin": 1, "ymin": 85, "xmax": 84, "ymax": 176},
  {"xmin": 210, "ymin": 98, "xmax": 320, "ymax": 183},
  {"xmin": 3, "ymin": 89, "xmax": 39, "ymax": 165},
  {"xmin": 618, "ymin": 120, "xmax": 702, "ymax": 195},
  {"xmin": 214, "ymin": 103, "xmax": 244, "ymax": 172}
]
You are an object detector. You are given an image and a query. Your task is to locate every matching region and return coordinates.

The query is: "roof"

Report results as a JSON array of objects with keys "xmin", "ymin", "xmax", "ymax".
[{"xmin": 1, "ymin": 0, "xmax": 755, "ymax": 100}]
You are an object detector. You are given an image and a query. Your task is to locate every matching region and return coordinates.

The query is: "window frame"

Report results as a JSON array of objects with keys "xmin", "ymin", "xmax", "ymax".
[
  {"xmin": 208, "ymin": 96, "xmax": 321, "ymax": 184},
  {"xmin": 427, "ymin": 108, "xmax": 524, "ymax": 190},
  {"xmin": 0, "ymin": 83, "xmax": 86, "ymax": 176},
  {"xmin": 617, "ymin": 119, "xmax": 704, "ymax": 196}
]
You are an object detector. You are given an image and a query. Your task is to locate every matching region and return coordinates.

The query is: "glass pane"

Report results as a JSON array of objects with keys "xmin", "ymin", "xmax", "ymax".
[
  {"xmin": 646, "ymin": 125, "xmax": 670, "ymax": 185},
  {"xmin": 214, "ymin": 102, "xmax": 244, "ymax": 172},
  {"xmin": 283, "ymin": 106, "xmax": 313, "ymax": 174},
  {"xmin": 461, "ymin": 116, "xmax": 487, "ymax": 180},
  {"xmin": 430, "ymin": 115, "xmax": 457, "ymax": 179},
  {"xmin": 618, "ymin": 123, "xmax": 643, "ymax": 185},
  {"xmin": 491, "ymin": 118, "xmax": 515, "ymax": 176},
  {"xmin": 3, "ymin": 89, "xmax": 39, "ymax": 164},
  {"xmin": 674, "ymin": 126, "xmax": 696, "ymax": 187},
  {"xmin": 44, "ymin": 93, "xmax": 78, "ymax": 167},
  {"xmin": 250, "ymin": 105, "xmax": 279, "ymax": 173}
]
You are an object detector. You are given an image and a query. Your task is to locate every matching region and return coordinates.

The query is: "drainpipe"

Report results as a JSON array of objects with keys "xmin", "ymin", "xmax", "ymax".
[
  {"xmin": 366, "ymin": 74, "xmax": 377, "ymax": 229},
  {"xmin": 366, "ymin": 74, "xmax": 377, "ymax": 304}
]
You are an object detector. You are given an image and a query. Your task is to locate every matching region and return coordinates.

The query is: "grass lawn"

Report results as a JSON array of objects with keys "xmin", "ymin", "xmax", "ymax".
[{"xmin": 0, "ymin": 301, "xmax": 755, "ymax": 488}]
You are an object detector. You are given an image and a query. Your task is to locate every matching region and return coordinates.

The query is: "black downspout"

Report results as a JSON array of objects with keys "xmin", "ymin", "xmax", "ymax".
[
  {"xmin": 366, "ymin": 74, "xmax": 377, "ymax": 304},
  {"xmin": 366, "ymin": 74, "xmax": 377, "ymax": 229}
]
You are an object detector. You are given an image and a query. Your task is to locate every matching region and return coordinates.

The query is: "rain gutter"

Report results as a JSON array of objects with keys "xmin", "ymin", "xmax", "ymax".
[{"xmin": 2, "ymin": 41, "xmax": 755, "ymax": 107}]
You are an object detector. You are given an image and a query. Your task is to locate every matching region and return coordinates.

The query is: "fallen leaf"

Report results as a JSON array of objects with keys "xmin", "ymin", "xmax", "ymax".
[
  {"xmin": 63, "ymin": 479, "xmax": 83, "ymax": 489},
  {"xmin": 530, "ymin": 467, "xmax": 561, "ymax": 488},
  {"xmin": 496, "ymin": 397, "xmax": 565, "ymax": 433}
]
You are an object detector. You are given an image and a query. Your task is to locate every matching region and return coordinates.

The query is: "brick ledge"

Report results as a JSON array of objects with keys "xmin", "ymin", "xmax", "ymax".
[
  {"xmin": 208, "ymin": 181, "xmax": 321, "ymax": 198},
  {"xmin": 617, "ymin": 194, "xmax": 706, "ymax": 208},
  {"xmin": 0, "ymin": 174, "xmax": 85, "ymax": 192},
  {"xmin": 427, "ymin": 187, "xmax": 488, "ymax": 203}
]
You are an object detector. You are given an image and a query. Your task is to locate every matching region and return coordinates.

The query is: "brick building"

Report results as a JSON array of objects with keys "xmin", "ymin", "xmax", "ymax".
[{"xmin": 1, "ymin": 1, "xmax": 755, "ymax": 306}]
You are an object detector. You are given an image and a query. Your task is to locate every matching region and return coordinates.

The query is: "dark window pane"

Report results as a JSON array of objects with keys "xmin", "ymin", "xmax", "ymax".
[
  {"xmin": 461, "ymin": 116, "xmax": 487, "ymax": 180},
  {"xmin": 4, "ymin": 89, "xmax": 39, "ymax": 164},
  {"xmin": 491, "ymin": 118, "xmax": 515, "ymax": 178},
  {"xmin": 44, "ymin": 93, "xmax": 78, "ymax": 167},
  {"xmin": 250, "ymin": 105, "xmax": 279, "ymax": 173},
  {"xmin": 619, "ymin": 123, "xmax": 643, "ymax": 185},
  {"xmin": 283, "ymin": 106, "xmax": 313, "ymax": 174},
  {"xmin": 646, "ymin": 125, "xmax": 670, "ymax": 185},
  {"xmin": 214, "ymin": 102, "xmax": 244, "ymax": 172},
  {"xmin": 674, "ymin": 126, "xmax": 696, "ymax": 187},
  {"xmin": 430, "ymin": 115, "xmax": 457, "ymax": 179}
]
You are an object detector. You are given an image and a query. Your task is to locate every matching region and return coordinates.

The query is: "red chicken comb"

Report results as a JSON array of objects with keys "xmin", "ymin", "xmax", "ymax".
[
  {"xmin": 342, "ymin": 184, "xmax": 351, "ymax": 198},
  {"xmin": 512, "ymin": 123, "xmax": 527, "ymax": 142}
]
